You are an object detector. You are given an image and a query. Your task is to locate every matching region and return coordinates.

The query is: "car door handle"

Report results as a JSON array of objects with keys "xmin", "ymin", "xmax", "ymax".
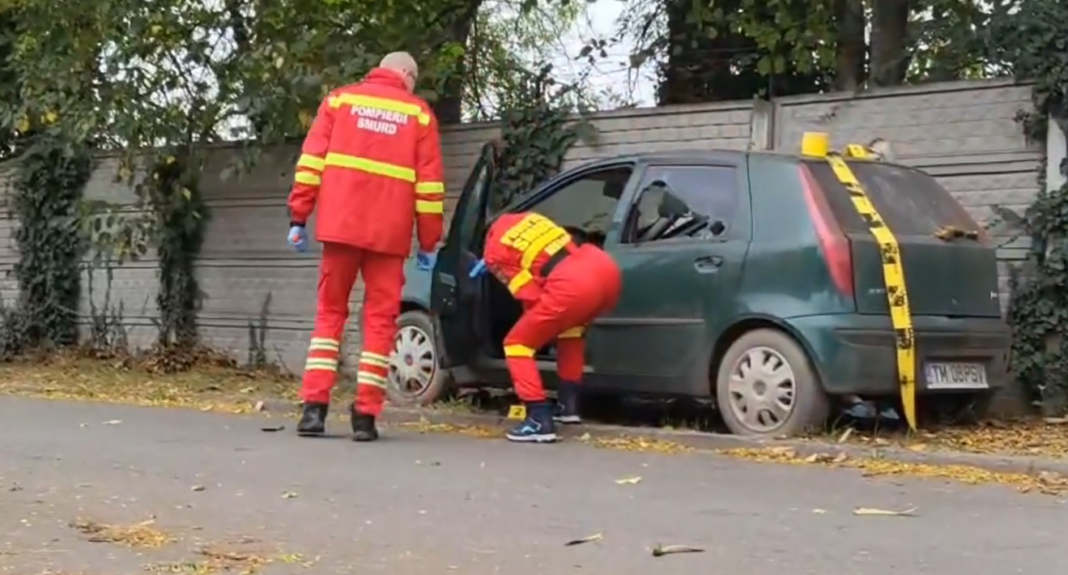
[{"xmin": 693, "ymin": 255, "xmax": 723, "ymax": 273}]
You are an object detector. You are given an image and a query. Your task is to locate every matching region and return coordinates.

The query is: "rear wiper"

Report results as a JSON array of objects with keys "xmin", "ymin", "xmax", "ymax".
[{"xmin": 934, "ymin": 225, "xmax": 980, "ymax": 242}]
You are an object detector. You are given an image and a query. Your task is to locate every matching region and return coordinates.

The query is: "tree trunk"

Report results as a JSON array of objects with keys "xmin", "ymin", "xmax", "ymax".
[
  {"xmin": 869, "ymin": 0, "xmax": 911, "ymax": 87},
  {"xmin": 833, "ymin": 0, "xmax": 866, "ymax": 91},
  {"xmin": 431, "ymin": 0, "xmax": 483, "ymax": 125},
  {"xmin": 658, "ymin": 0, "xmax": 740, "ymax": 104}
]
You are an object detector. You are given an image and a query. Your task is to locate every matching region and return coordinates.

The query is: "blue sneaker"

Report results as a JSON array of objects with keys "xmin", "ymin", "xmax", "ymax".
[
  {"xmin": 554, "ymin": 382, "xmax": 582, "ymax": 424},
  {"xmin": 506, "ymin": 401, "xmax": 558, "ymax": 443}
]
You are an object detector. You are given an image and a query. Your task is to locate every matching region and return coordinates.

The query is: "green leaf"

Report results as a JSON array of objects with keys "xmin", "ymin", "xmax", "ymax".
[{"xmin": 756, "ymin": 56, "xmax": 772, "ymax": 76}]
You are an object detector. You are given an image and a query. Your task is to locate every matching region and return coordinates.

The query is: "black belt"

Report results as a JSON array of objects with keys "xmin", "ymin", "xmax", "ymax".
[{"xmin": 538, "ymin": 248, "xmax": 572, "ymax": 278}]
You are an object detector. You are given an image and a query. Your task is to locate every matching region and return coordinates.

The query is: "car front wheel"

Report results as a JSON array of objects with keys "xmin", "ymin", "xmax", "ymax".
[
  {"xmin": 715, "ymin": 328, "xmax": 830, "ymax": 437},
  {"xmin": 386, "ymin": 310, "xmax": 453, "ymax": 406}
]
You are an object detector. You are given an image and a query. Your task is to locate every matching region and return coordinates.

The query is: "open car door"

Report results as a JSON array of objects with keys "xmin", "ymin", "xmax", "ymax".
[{"xmin": 430, "ymin": 142, "xmax": 497, "ymax": 368}]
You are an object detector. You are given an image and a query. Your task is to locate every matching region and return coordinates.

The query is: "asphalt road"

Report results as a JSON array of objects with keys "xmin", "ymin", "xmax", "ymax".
[{"xmin": 0, "ymin": 398, "xmax": 1064, "ymax": 575}]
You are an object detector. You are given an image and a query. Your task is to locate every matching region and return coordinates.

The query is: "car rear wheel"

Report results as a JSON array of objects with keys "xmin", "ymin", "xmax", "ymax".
[
  {"xmin": 715, "ymin": 328, "xmax": 830, "ymax": 437},
  {"xmin": 386, "ymin": 310, "xmax": 453, "ymax": 406}
]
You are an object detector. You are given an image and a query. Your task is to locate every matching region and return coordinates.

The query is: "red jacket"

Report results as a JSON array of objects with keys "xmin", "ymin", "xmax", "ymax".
[
  {"xmin": 484, "ymin": 212, "xmax": 576, "ymax": 305},
  {"xmin": 287, "ymin": 68, "xmax": 445, "ymax": 256}
]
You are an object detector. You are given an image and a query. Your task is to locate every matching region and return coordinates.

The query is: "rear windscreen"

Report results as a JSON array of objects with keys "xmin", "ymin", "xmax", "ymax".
[{"xmin": 804, "ymin": 160, "xmax": 976, "ymax": 236}]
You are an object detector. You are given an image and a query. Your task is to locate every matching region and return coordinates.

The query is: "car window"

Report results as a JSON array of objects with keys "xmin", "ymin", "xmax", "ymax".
[
  {"xmin": 624, "ymin": 165, "xmax": 739, "ymax": 243},
  {"xmin": 458, "ymin": 149, "xmax": 494, "ymax": 250},
  {"xmin": 805, "ymin": 160, "xmax": 977, "ymax": 236},
  {"xmin": 529, "ymin": 167, "xmax": 632, "ymax": 233}
]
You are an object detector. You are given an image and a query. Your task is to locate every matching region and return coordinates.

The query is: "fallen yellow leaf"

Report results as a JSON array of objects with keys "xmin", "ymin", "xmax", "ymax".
[
  {"xmin": 564, "ymin": 532, "xmax": 603, "ymax": 546},
  {"xmin": 853, "ymin": 507, "xmax": 918, "ymax": 517},
  {"xmin": 615, "ymin": 476, "xmax": 642, "ymax": 485}
]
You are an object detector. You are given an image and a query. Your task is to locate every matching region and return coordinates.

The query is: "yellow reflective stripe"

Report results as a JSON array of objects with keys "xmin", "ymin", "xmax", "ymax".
[
  {"xmin": 359, "ymin": 351, "xmax": 390, "ymax": 368},
  {"xmin": 324, "ymin": 153, "xmax": 416, "ymax": 182},
  {"xmin": 309, "ymin": 337, "xmax": 339, "ymax": 352},
  {"xmin": 507, "ymin": 270, "xmax": 533, "ymax": 295},
  {"xmin": 295, "ymin": 171, "xmax": 321, "ymax": 186},
  {"xmin": 504, "ymin": 344, "xmax": 536, "ymax": 358},
  {"xmin": 328, "ymin": 94, "xmax": 430, "ymax": 126},
  {"xmin": 559, "ymin": 326, "xmax": 585, "ymax": 339},
  {"xmin": 520, "ymin": 228, "xmax": 569, "ymax": 270},
  {"xmin": 298, "ymin": 154, "xmax": 325, "ymax": 171},
  {"xmin": 416, "ymin": 200, "xmax": 444, "ymax": 214},
  {"xmin": 356, "ymin": 371, "xmax": 389, "ymax": 389},
  {"xmin": 415, "ymin": 182, "xmax": 444, "ymax": 195},
  {"xmin": 305, "ymin": 358, "xmax": 338, "ymax": 371}
]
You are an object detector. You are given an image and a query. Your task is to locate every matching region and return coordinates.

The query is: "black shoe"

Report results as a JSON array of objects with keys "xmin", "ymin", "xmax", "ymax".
[
  {"xmin": 506, "ymin": 401, "xmax": 558, "ymax": 443},
  {"xmin": 297, "ymin": 402, "xmax": 328, "ymax": 436},
  {"xmin": 350, "ymin": 405, "xmax": 379, "ymax": 442},
  {"xmin": 554, "ymin": 382, "xmax": 582, "ymax": 424}
]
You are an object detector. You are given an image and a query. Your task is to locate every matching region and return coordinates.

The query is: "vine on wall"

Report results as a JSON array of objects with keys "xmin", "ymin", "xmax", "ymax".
[
  {"xmin": 4, "ymin": 134, "xmax": 92, "ymax": 356},
  {"xmin": 89, "ymin": 151, "xmax": 211, "ymax": 371},
  {"xmin": 993, "ymin": 0, "xmax": 1068, "ymax": 414},
  {"xmin": 492, "ymin": 63, "xmax": 599, "ymax": 210},
  {"xmin": 142, "ymin": 153, "xmax": 209, "ymax": 372}
]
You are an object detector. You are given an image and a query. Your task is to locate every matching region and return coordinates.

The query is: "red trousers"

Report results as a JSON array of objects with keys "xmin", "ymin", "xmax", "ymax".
[
  {"xmin": 503, "ymin": 245, "xmax": 622, "ymax": 401},
  {"xmin": 300, "ymin": 242, "xmax": 405, "ymax": 415}
]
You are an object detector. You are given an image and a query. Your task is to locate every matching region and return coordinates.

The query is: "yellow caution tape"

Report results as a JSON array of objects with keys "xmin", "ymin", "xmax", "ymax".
[{"xmin": 825, "ymin": 149, "xmax": 917, "ymax": 431}]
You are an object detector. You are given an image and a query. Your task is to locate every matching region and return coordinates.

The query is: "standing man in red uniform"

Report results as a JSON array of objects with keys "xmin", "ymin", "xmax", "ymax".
[
  {"xmin": 469, "ymin": 212, "xmax": 622, "ymax": 443},
  {"xmin": 286, "ymin": 52, "xmax": 445, "ymax": 442}
]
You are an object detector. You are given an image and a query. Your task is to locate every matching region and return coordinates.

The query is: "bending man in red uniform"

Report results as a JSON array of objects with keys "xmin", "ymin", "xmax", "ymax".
[
  {"xmin": 470, "ymin": 212, "xmax": 622, "ymax": 443},
  {"xmin": 286, "ymin": 52, "xmax": 445, "ymax": 442}
]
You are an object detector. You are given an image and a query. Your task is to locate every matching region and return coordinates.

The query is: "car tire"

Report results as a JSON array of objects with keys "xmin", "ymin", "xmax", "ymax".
[
  {"xmin": 715, "ymin": 328, "xmax": 830, "ymax": 437},
  {"xmin": 386, "ymin": 310, "xmax": 453, "ymax": 406}
]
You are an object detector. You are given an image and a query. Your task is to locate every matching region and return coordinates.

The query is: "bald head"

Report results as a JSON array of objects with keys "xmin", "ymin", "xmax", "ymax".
[{"xmin": 380, "ymin": 52, "xmax": 418, "ymax": 92}]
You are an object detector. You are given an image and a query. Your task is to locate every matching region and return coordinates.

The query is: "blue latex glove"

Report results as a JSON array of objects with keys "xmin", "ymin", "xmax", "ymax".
[
  {"xmin": 469, "ymin": 258, "xmax": 487, "ymax": 279},
  {"xmin": 287, "ymin": 225, "xmax": 307, "ymax": 253},
  {"xmin": 416, "ymin": 250, "xmax": 437, "ymax": 271}
]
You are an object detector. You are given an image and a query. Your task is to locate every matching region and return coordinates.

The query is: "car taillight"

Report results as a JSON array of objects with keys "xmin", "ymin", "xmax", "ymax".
[{"xmin": 799, "ymin": 165, "xmax": 854, "ymax": 297}]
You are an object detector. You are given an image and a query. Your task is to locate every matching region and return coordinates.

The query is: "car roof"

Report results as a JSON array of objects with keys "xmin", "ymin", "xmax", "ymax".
[
  {"xmin": 574, "ymin": 149, "xmax": 800, "ymax": 169},
  {"xmin": 573, "ymin": 149, "xmax": 919, "ymax": 174}
]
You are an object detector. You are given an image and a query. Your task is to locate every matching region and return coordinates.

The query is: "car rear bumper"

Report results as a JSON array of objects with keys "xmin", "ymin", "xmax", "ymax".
[{"xmin": 787, "ymin": 314, "xmax": 1012, "ymax": 396}]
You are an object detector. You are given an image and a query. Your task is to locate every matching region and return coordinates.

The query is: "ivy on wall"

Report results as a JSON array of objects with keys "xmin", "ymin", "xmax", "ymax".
[
  {"xmin": 992, "ymin": 0, "xmax": 1068, "ymax": 414},
  {"xmin": 491, "ymin": 64, "xmax": 598, "ymax": 210},
  {"xmin": 4, "ymin": 134, "xmax": 92, "ymax": 355},
  {"xmin": 143, "ymin": 152, "xmax": 209, "ymax": 371}
]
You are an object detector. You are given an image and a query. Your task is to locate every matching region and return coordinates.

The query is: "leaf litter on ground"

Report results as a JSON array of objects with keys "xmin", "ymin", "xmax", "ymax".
[
  {"xmin": 70, "ymin": 517, "xmax": 172, "ymax": 548},
  {"xmin": 146, "ymin": 544, "xmax": 285, "ymax": 575},
  {"xmin": 822, "ymin": 418, "xmax": 1068, "ymax": 460},
  {"xmin": 721, "ymin": 446, "xmax": 1068, "ymax": 496},
  {"xmin": 0, "ymin": 354, "xmax": 296, "ymax": 415}
]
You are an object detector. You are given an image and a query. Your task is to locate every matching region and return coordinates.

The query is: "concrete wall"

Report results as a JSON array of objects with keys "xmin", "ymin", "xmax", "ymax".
[{"xmin": 0, "ymin": 78, "xmax": 1045, "ymax": 377}]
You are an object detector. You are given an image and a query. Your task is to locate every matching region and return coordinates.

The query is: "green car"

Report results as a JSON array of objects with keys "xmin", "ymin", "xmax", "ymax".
[{"xmin": 388, "ymin": 143, "xmax": 1012, "ymax": 437}]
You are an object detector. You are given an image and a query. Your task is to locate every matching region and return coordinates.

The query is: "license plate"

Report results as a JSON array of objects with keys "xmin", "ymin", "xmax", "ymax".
[{"xmin": 924, "ymin": 362, "xmax": 988, "ymax": 390}]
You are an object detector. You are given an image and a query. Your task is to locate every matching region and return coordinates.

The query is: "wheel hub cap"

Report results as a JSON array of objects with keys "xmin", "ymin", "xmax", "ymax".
[
  {"xmin": 726, "ymin": 346, "xmax": 797, "ymax": 433},
  {"xmin": 388, "ymin": 325, "xmax": 437, "ymax": 397}
]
